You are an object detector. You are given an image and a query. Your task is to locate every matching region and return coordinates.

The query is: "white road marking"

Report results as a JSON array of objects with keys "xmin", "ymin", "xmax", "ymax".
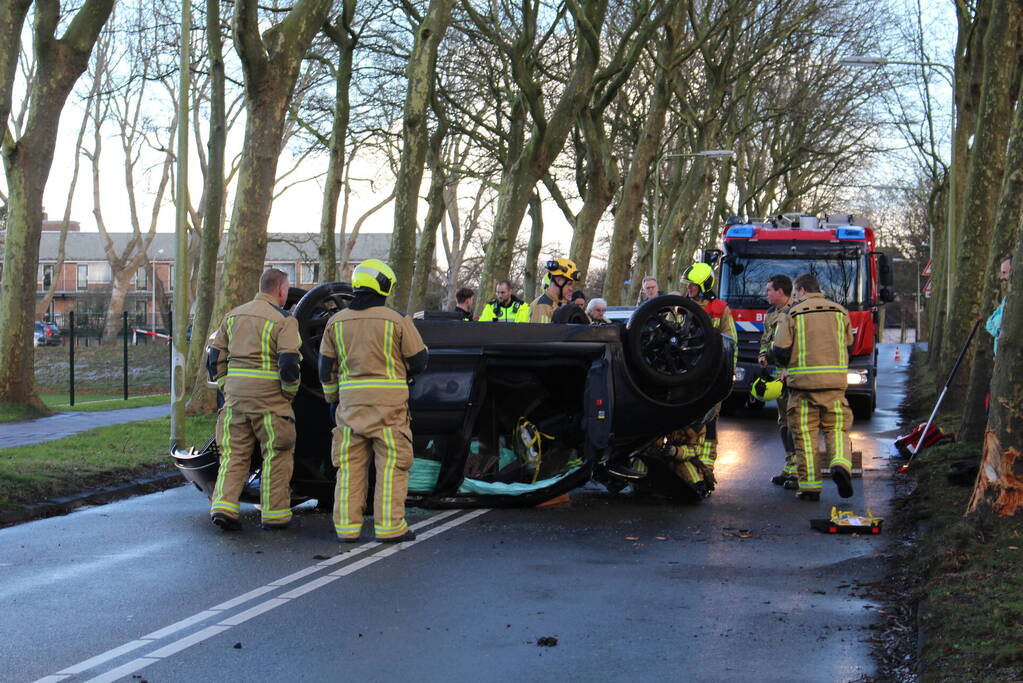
[{"xmin": 38, "ymin": 508, "xmax": 485, "ymax": 683}]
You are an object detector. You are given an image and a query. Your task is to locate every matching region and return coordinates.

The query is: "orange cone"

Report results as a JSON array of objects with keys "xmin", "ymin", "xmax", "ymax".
[{"xmin": 893, "ymin": 346, "xmax": 902, "ymax": 362}]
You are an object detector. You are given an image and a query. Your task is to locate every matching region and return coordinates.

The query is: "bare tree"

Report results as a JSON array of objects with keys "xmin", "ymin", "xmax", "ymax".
[
  {"xmin": 0, "ymin": 0, "xmax": 116, "ymax": 415},
  {"xmin": 207, "ymin": 0, "xmax": 333, "ymax": 333}
]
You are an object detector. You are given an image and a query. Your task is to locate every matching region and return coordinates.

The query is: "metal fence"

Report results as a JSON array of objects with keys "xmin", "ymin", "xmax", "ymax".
[{"xmin": 34, "ymin": 311, "xmax": 181, "ymax": 406}]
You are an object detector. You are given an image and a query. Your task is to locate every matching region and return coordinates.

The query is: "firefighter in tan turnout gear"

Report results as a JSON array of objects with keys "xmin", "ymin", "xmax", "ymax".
[
  {"xmin": 319, "ymin": 259, "xmax": 429, "ymax": 542},
  {"xmin": 757, "ymin": 274, "xmax": 798, "ymax": 488},
  {"xmin": 529, "ymin": 258, "xmax": 580, "ymax": 323},
  {"xmin": 208, "ymin": 268, "xmax": 303, "ymax": 531},
  {"xmin": 671, "ymin": 263, "xmax": 737, "ymax": 493},
  {"xmin": 771, "ymin": 273, "xmax": 855, "ymax": 501}
]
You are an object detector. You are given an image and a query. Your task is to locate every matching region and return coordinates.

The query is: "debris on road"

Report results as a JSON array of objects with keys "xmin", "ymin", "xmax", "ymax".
[{"xmin": 536, "ymin": 636, "xmax": 558, "ymax": 647}]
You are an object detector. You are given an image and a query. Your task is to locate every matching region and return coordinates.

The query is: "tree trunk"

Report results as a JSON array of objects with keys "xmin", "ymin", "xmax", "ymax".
[
  {"xmin": 569, "ymin": 110, "xmax": 618, "ymax": 280},
  {"xmin": 186, "ymin": 0, "xmax": 229, "ymax": 415},
  {"xmin": 0, "ymin": 0, "xmax": 32, "ymax": 136},
  {"xmin": 476, "ymin": 0, "xmax": 609, "ymax": 309},
  {"xmin": 318, "ymin": 0, "xmax": 357, "ymax": 284},
  {"xmin": 967, "ymin": 238, "xmax": 1023, "ymax": 517},
  {"xmin": 388, "ymin": 0, "xmax": 455, "ymax": 307},
  {"xmin": 0, "ymin": 0, "xmax": 116, "ymax": 414},
  {"xmin": 523, "ymin": 191, "xmax": 544, "ymax": 301},
  {"xmin": 944, "ymin": 2, "xmax": 1019, "ymax": 384},
  {"xmin": 209, "ymin": 0, "xmax": 332, "ymax": 329},
  {"xmin": 961, "ymin": 61, "xmax": 1023, "ymax": 440},
  {"xmin": 408, "ymin": 117, "xmax": 448, "ymax": 313}
]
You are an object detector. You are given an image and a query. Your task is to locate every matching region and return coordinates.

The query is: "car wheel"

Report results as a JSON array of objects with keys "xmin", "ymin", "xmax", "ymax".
[
  {"xmin": 624, "ymin": 295, "xmax": 722, "ymax": 388},
  {"xmin": 291, "ymin": 282, "xmax": 354, "ymax": 396},
  {"xmin": 551, "ymin": 303, "xmax": 590, "ymax": 324}
]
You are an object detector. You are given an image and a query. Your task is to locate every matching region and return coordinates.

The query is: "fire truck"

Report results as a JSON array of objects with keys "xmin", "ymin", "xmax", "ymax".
[{"xmin": 709, "ymin": 213, "xmax": 894, "ymax": 419}]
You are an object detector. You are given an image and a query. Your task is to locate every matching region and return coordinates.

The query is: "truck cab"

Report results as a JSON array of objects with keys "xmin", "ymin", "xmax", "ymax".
[{"xmin": 714, "ymin": 213, "xmax": 893, "ymax": 419}]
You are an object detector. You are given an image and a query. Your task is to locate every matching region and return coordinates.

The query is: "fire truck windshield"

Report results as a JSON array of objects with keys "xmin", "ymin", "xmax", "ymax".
[{"xmin": 719, "ymin": 255, "xmax": 864, "ymax": 309}]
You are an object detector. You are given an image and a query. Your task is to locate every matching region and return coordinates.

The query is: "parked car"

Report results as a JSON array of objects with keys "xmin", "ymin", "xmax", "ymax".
[
  {"xmin": 173, "ymin": 284, "xmax": 734, "ymax": 508},
  {"xmin": 34, "ymin": 321, "xmax": 61, "ymax": 347},
  {"xmin": 43, "ymin": 321, "xmax": 62, "ymax": 344}
]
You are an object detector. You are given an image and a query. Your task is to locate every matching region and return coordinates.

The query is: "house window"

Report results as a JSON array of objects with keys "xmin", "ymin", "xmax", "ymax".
[
  {"xmin": 302, "ymin": 262, "xmax": 319, "ymax": 284},
  {"xmin": 77, "ymin": 264, "xmax": 88, "ymax": 290},
  {"xmin": 40, "ymin": 264, "xmax": 54, "ymax": 289},
  {"xmin": 132, "ymin": 266, "xmax": 148, "ymax": 289},
  {"xmin": 267, "ymin": 262, "xmax": 297, "ymax": 284},
  {"xmin": 88, "ymin": 262, "xmax": 112, "ymax": 283}
]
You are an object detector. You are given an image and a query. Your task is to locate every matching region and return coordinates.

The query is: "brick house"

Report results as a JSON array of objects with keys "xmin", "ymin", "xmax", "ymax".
[{"xmin": 30, "ymin": 230, "xmax": 391, "ymax": 326}]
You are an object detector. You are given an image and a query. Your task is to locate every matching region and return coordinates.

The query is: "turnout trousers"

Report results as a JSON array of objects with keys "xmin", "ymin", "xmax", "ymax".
[
  {"xmin": 211, "ymin": 406, "xmax": 296, "ymax": 526},
  {"xmin": 776, "ymin": 389, "xmax": 797, "ymax": 477},
  {"xmin": 786, "ymin": 388, "xmax": 853, "ymax": 493},
  {"xmin": 332, "ymin": 403, "xmax": 414, "ymax": 540}
]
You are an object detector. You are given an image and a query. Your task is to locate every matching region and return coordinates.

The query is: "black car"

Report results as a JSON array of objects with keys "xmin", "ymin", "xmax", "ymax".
[{"xmin": 173, "ymin": 284, "xmax": 734, "ymax": 508}]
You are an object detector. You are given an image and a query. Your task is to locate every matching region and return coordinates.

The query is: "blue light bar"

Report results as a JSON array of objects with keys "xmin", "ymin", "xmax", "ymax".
[
  {"xmin": 725, "ymin": 225, "xmax": 756, "ymax": 238},
  {"xmin": 836, "ymin": 226, "xmax": 866, "ymax": 240}
]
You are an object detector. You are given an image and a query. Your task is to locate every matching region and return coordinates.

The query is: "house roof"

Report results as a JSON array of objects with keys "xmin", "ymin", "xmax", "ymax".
[{"xmin": 34, "ymin": 231, "xmax": 392, "ymax": 263}]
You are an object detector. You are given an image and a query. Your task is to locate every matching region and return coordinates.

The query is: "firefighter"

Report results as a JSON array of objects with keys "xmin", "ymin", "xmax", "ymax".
[
  {"xmin": 319, "ymin": 259, "xmax": 429, "ymax": 542},
  {"xmin": 677, "ymin": 262, "xmax": 737, "ymax": 487},
  {"xmin": 758, "ymin": 274, "xmax": 797, "ymax": 488},
  {"xmin": 772, "ymin": 273, "xmax": 855, "ymax": 501},
  {"xmin": 529, "ymin": 258, "xmax": 580, "ymax": 323},
  {"xmin": 479, "ymin": 280, "xmax": 530, "ymax": 322},
  {"xmin": 208, "ymin": 268, "xmax": 302, "ymax": 531}
]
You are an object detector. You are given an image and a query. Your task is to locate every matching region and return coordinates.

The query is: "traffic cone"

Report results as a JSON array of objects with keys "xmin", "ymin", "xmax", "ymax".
[{"xmin": 893, "ymin": 346, "xmax": 902, "ymax": 362}]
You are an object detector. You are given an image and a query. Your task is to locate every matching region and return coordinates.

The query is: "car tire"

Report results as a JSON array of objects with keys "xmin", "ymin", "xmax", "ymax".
[
  {"xmin": 291, "ymin": 282, "xmax": 354, "ymax": 396},
  {"xmin": 624, "ymin": 295, "xmax": 722, "ymax": 388},
  {"xmin": 551, "ymin": 303, "xmax": 590, "ymax": 324}
]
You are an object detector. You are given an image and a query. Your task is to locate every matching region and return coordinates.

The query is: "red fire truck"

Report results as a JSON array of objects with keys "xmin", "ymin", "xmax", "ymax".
[{"xmin": 710, "ymin": 213, "xmax": 894, "ymax": 419}]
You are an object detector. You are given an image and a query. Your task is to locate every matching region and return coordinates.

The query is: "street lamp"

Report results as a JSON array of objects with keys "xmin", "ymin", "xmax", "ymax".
[
  {"xmin": 840, "ymin": 55, "xmax": 955, "ymax": 317},
  {"xmin": 892, "ymin": 257, "xmax": 922, "ymax": 342},
  {"xmin": 653, "ymin": 149, "xmax": 736, "ymax": 284}
]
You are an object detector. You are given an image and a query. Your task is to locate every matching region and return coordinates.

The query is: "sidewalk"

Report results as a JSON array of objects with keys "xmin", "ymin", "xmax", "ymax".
[{"xmin": 0, "ymin": 404, "xmax": 171, "ymax": 450}]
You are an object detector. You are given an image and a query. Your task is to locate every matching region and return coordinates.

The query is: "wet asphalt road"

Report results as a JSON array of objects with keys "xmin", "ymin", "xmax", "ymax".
[{"xmin": 0, "ymin": 345, "xmax": 911, "ymax": 682}]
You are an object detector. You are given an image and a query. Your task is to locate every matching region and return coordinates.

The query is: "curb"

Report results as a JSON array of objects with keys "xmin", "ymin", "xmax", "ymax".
[{"xmin": 0, "ymin": 469, "xmax": 186, "ymax": 528}]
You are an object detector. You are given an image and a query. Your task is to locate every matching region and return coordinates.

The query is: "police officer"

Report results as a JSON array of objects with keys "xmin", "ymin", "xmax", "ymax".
[
  {"xmin": 208, "ymin": 268, "xmax": 302, "ymax": 531},
  {"xmin": 319, "ymin": 259, "xmax": 429, "ymax": 542},
  {"xmin": 479, "ymin": 280, "xmax": 529, "ymax": 322},
  {"xmin": 772, "ymin": 273, "xmax": 855, "ymax": 501},
  {"xmin": 758, "ymin": 274, "xmax": 797, "ymax": 488},
  {"xmin": 529, "ymin": 258, "xmax": 580, "ymax": 323},
  {"xmin": 677, "ymin": 262, "xmax": 737, "ymax": 486}
]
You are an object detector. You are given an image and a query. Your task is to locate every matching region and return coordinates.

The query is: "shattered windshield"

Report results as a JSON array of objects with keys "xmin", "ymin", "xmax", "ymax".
[{"xmin": 720, "ymin": 255, "xmax": 863, "ymax": 308}]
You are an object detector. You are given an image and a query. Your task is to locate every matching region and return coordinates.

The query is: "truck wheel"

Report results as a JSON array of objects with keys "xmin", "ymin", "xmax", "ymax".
[
  {"xmin": 291, "ymin": 282, "xmax": 354, "ymax": 396},
  {"xmin": 624, "ymin": 295, "xmax": 722, "ymax": 388},
  {"xmin": 850, "ymin": 394, "xmax": 875, "ymax": 421}
]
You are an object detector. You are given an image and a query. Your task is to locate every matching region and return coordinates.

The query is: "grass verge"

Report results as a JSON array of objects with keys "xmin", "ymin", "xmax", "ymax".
[
  {"xmin": 0, "ymin": 413, "xmax": 216, "ymax": 511},
  {"xmin": 882, "ymin": 349, "xmax": 1023, "ymax": 681}
]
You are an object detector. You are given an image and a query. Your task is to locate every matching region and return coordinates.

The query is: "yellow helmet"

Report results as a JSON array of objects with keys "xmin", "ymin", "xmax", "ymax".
[
  {"xmin": 352, "ymin": 258, "xmax": 396, "ymax": 296},
  {"xmin": 545, "ymin": 257, "xmax": 581, "ymax": 282},
  {"xmin": 681, "ymin": 262, "xmax": 715, "ymax": 294},
  {"xmin": 750, "ymin": 376, "xmax": 783, "ymax": 402}
]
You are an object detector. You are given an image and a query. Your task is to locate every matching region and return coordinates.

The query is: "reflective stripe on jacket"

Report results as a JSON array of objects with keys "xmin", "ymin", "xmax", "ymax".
[
  {"xmin": 479, "ymin": 298, "xmax": 530, "ymax": 323},
  {"xmin": 319, "ymin": 306, "xmax": 428, "ymax": 407},
  {"xmin": 211, "ymin": 292, "xmax": 302, "ymax": 411},
  {"xmin": 529, "ymin": 293, "xmax": 566, "ymax": 323},
  {"xmin": 772, "ymin": 292, "xmax": 852, "ymax": 390}
]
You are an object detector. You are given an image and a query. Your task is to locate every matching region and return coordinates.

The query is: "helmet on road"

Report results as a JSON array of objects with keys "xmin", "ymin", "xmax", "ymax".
[
  {"xmin": 681, "ymin": 262, "xmax": 715, "ymax": 294},
  {"xmin": 750, "ymin": 375, "xmax": 783, "ymax": 402},
  {"xmin": 352, "ymin": 258, "xmax": 396, "ymax": 296},
  {"xmin": 544, "ymin": 257, "xmax": 581, "ymax": 282}
]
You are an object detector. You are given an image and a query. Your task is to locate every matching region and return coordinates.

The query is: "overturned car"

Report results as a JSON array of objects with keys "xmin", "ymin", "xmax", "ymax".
[{"xmin": 173, "ymin": 283, "xmax": 734, "ymax": 508}]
